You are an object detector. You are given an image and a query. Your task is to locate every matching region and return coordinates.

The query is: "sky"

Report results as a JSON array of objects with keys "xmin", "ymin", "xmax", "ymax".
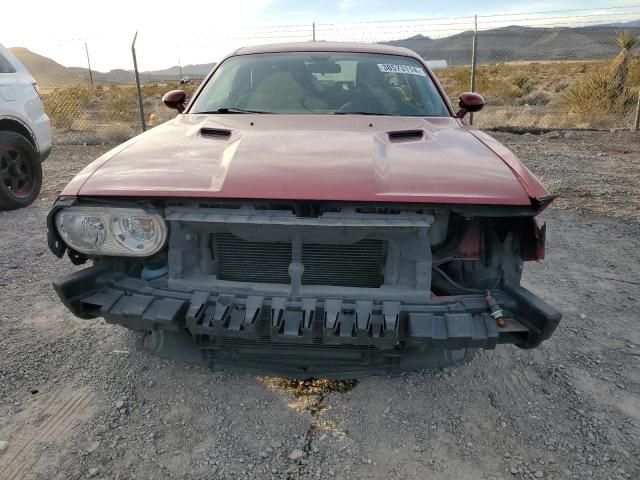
[{"xmin": 4, "ymin": 0, "xmax": 640, "ymax": 72}]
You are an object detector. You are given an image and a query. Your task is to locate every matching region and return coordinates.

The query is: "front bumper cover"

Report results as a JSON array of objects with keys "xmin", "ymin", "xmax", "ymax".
[{"xmin": 54, "ymin": 265, "xmax": 561, "ymax": 375}]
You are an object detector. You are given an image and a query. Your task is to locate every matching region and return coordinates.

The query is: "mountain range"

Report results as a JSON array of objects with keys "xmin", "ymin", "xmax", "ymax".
[
  {"xmin": 9, "ymin": 21, "xmax": 640, "ymax": 87},
  {"xmin": 8, "ymin": 47, "xmax": 215, "ymax": 87},
  {"xmin": 387, "ymin": 24, "xmax": 640, "ymax": 65}
]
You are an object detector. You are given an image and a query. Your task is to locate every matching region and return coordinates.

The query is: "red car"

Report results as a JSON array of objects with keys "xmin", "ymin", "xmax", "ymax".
[{"xmin": 48, "ymin": 43, "xmax": 560, "ymax": 378}]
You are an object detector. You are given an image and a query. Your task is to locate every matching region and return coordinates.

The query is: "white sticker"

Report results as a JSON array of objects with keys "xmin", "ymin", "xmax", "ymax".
[{"xmin": 377, "ymin": 63, "xmax": 426, "ymax": 76}]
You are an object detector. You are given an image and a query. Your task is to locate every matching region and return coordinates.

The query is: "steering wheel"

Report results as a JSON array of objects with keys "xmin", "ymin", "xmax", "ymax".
[
  {"xmin": 336, "ymin": 92, "xmax": 385, "ymax": 114},
  {"xmin": 396, "ymin": 100, "xmax": 424, "ymax": 116}
]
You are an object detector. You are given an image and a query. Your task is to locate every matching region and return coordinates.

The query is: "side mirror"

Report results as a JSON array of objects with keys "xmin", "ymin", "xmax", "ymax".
[
  {"xmin": 162, "ymin": 90, "xmax": 187, "ymax": 113},
  {"xmin": 456, "ymin": 92, "xmax": 485, "ymax": 119}
]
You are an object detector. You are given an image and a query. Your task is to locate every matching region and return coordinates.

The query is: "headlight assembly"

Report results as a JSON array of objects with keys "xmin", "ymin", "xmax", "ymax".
[{"xmin": 56, "ymin": 207, "xmax": 167, "ymax": 257}]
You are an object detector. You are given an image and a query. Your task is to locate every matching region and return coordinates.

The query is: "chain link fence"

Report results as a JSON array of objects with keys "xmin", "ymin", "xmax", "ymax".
[
  {"xmin": 459, "ymin": 26, "xmax": 640, "ymax": 130},
  {"xmin": 18, "ymin": 8, "xmax": 640, "ymax": 145}
]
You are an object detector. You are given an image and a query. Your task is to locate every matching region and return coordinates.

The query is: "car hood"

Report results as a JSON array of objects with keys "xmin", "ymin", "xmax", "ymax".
[{"xmin": 64, "ymin": 115, "xmax": 549, "ymax": 206}]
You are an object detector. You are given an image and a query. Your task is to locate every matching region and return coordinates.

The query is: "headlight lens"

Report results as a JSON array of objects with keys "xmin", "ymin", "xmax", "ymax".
[
  {"xmin": 112, "ymin": 215, "xmax": 159, "ymax": 252},
  {"xmin": 56, "ymin": 207, "xmax": 166, "ymax": 257},
  {"xmin": 56, "ymin": 214, "xmax": 106, "ymax": 250}
]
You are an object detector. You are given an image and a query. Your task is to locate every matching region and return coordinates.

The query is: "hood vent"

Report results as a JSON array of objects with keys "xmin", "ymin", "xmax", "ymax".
[
  {"xmin": 201, "ymin": 127, "xmax": 232, "ymax": 139},
  {"xmin": 388, "ymin": 130, "xmax": 424, "ymax": 143}
]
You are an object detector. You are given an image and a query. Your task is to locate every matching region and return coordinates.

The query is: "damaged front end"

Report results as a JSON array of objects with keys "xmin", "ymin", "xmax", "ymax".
[{"xmin": 48, "ymin": 198, "xmax": 561, "ymax": 378}]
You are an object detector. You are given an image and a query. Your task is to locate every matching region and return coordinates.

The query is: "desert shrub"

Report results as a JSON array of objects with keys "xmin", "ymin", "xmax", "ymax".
[
  {"xmin": 511, "ymin": 72, "xmax": 533, "ymax": 95},
  {"xmin": 553, "ymin": 79, "xmax": 571, "ymax": 93},
  {"xmin": 438, "ymin": 67, "xmax": 516, "ymax": 100},
  {"xmin": 99, "ymin": 87, "xmax": 140, "ymax": 123},
  {"xmin": 485, "ymin": 63, "xmax": 502, "ymax": 75},
  {"xmin": 101, "ymin": 123, "xmax": 135, "ymax": 144},
  {"xmin": 515, "ymin": 90, "xmax": 551, "ymax": 106},
  {"xmin": 43, "ymin": 94, "xmax": 79, "ymax": 130},
  {"xmin": 42, "ymin": 86, "xmax": 93, "ymax": 130},
  {"xmin": 97, "ymin": 83, "xmax": 200, "ymax": 125},
  {"xmin": 477, "ymin": 71, "xmax": 521, "ymax": 100},
  {"xmin": 437, "ymin": 67, "xmax": 471, "ymax": 95},
  {"xmin": 562, "ymin": 31, "xmax": 639, "ymax": 121},
  {"xmin": 627, "ymin": 58, "xmax": 640, "ymax": 88},
  {"xmin": 147, "ymin": 104, "xmax": 177, "ymax": 127},
  {"xmin": 562, "ymin": 71, "xmax": 636, "ymax": 117}
]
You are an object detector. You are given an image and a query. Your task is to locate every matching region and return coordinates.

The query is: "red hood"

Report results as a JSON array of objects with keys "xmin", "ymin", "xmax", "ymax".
[{"xmin": 63, "ymin": 115, "xmax": 549, "ymax": 206}]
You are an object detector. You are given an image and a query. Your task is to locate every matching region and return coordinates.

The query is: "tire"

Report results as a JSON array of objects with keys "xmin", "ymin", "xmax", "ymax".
[
  {"xmin": 0, "ymin": 131, "xmax": 43, "ymax": 210},
  {"xmin": 139, "ymin": 330, "xmax": 204, "ymax": 365},
  {"xmin": 440, "ymin": 348, "xmax": 477, "ymax": 367}
]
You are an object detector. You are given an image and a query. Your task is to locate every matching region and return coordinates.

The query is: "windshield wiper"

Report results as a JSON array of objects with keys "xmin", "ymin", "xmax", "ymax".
[
  {"xmin": 200, "ymin": 107, "xmax": 274, "ymax": 114},
  {"xmin": 334, "ymin": 111, "xmax": 395, "ymax": 116}
]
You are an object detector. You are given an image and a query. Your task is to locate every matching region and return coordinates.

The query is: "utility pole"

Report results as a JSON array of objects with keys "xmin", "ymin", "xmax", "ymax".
[
  {"xmin": 131, "ymin": 32, "xmax": 146, "ymax": 132},
  {"xmin": 469, "ymin": 15, "xmax": 478, "ymax": 125},
  {"xmin": 85, "ymin": 42, "xmax": 94, "ymax": 88},
  {"xmin": 178, "ymin": 57, "xmax": 183, "ymax": 80},
  {"xmin": 312, "ymin": 22, "xmax": 316, "ymax": 41}
]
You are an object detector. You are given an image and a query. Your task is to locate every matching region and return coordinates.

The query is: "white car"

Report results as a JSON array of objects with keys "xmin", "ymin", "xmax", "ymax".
[{"xmin": 0, "ymin": 42, "xmax": 51, "ymax": 209}]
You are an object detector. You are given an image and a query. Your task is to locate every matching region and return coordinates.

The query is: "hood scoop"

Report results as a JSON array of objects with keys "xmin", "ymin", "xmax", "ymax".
[
  {"xmin": 201, "ymin": 127, "xmax": 232, "ymax": 139},
  {"xmin": 388, "ymin": 129, "xmax": 424, "ymax": 143}
]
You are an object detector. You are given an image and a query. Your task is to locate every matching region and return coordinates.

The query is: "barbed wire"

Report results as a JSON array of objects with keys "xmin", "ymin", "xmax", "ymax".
[
  {"xmin": 42, "ymin": 4, "xmax": 640, "ymax": 47},
  {"xmin": 29, "ymin": 6, "xmax": 640, "ymax": 143}
]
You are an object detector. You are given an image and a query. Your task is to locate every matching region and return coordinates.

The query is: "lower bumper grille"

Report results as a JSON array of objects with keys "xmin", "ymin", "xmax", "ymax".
[{"xmin": 213, "ymin": 232, "xmax": 385, "ymax": 288}]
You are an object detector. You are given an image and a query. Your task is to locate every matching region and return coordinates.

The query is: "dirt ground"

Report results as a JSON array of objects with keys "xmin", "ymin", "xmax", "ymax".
[{"xmin": 0, "ymin": 130, "xmax": 639, "ymax": 480}]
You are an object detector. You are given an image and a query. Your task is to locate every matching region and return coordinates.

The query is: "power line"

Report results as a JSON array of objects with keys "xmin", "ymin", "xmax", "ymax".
[
  {"xmin": 475, "ymin": 10, "xmax": 640, "ymax": 25},
  {"xmin": 317, "ymin": 11, "xmax": 640, "ymax": 32},
  {"xmin": 477, "ymin": 5, "xmax": 640, "ymax": 19},
  {"xmin": 156, "ymin": 10, "xmax": 640, "ymax": 48},
  {"xmin": 51, "ymin": 5, "xmax": 640, "ymax": 43},
  {"xmin": 316, "ymin": 4, "xmax": 639, "ymax": 26},
  {"xmin": 170, "ymin": 10, "xmax": 640, "ymax": 45},
  {"xmin": 48, "ymin": 4, "xmax": 640, "ymax": 45},
  {"xmin": 315, "ymin": 17, "xmax": 640, "ymax": 39}
]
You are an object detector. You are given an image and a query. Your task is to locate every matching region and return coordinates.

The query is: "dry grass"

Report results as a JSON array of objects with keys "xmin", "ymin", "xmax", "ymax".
[
  {"xmin": 553, "ymin": 32, "xmax": 640, "ymax": 126},
  {"xmin": 42, "ymin": 85, "xmax": 92, "ymax": 130},
  {"xmin": 438, "ymin": 59, "xmax": 640, "ymax": 129},
  {"xmin": 562, "ymin": 72, "xmax": 637, "ymax": 117},
  {"xmin": 43, "ymin": 82, "xmax": 200, "ymax": 142},
  {"xmin": 101, "ymin": 123, "xmax": 136, "ymax": 144},
  {"xmin": 42, "ymin": 59, "xmax": 640, "ymax": 143}
]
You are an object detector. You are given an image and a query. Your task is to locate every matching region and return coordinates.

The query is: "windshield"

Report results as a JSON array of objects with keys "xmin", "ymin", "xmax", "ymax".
[{"xmin": 190, "ymin": 52, "xmax": 450, "ymax": 116}]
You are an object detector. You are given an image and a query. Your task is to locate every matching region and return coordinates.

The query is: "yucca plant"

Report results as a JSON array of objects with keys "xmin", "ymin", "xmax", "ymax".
[
  {"xmin": 511, "ymin": 72, "xmax": 532, "ymax": 94},
  {"xmin": 563, "ymin": 72, "xmax": 618, "ymax": 116},
  {"xmin": 563, "ymin": 30, "xmax": 639, "ymax": 120},
  {"xmin": 610, "ymin": 30, "xmax": 639, "ymax": 92}
]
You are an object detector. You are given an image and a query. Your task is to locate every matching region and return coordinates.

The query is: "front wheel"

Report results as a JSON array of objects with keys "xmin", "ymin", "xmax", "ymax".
[{"xmin": 0, "ymin": 132, "xmax": 43, "ymax": 210}]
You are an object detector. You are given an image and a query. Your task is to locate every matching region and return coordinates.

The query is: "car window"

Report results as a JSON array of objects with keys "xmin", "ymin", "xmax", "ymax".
[
  {"xmin": 0, "ymin": 53, "xmax": 16, "ymax": 73},
  {"xmin": 201, "ymin": 61, "xmax": 241, "ymax": 107},
  {"xmin": 310, "ymin": 60, "xmax": 357, "ymax": 90},
  {"xmin": 190, "ymin": 52, "xmax": 449, "ymax": 116}
]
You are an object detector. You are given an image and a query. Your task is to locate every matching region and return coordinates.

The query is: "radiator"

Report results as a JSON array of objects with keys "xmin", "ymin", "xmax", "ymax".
[{"xmin": 213, "ymin": 232, "xmax": 385, "ymax": 288}]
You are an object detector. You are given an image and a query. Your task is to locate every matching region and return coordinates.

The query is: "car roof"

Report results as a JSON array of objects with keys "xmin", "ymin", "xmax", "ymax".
[{"xmin": 232, "ymin": 42, "xmax": 421, "ymax": 60}]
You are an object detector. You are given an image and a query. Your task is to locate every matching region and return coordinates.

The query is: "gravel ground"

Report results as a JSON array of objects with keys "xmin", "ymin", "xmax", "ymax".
[{"xmin": 0, "ymin": 131, "xmax": 639, "ymax": 480}]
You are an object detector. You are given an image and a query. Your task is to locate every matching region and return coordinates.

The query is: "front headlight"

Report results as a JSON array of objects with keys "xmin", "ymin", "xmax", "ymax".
[{"xmin": 56, "ymin": 207, "xmax": 167, "ymax": 257}]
